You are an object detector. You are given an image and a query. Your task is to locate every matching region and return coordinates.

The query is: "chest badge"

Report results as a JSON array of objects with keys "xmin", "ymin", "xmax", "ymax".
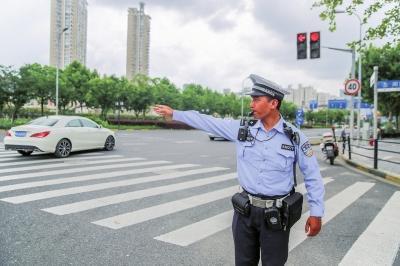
[{"xmin": 281, "ymin": 144, "xmax": 295, "ymax": 151}]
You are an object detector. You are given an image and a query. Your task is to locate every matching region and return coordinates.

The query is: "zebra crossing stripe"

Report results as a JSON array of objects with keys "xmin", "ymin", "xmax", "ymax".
[
  {"xmin": 0, "ymin": 155, "xmax": 123, "ymax": 167},
  {"xmin": 289, "ymin": 182, "xmax": 375, "ymax": 251},
  {"xmin": 155, "ymin": 211, "xmax": 233, "ymax": 246},
  {"xmin": 0, "ymin": 157, "xmax": 141, "ymax": 174},
  {"xmin": 0, "ymin": 152, "xmax": 20, "ymax": 157},
  {"xmin": 0, "ymin": 152, "xmax": 106, "ymax": 163},
  {"xmin": 42, "ymin": 173, "xmax": 237, "ymax": 216},
  {"xmin": 0, "ymin": 163, "xmax": 197, "ymax": 193},
  {"xmin": 0, "ymin": 158, "xmax": 158, "ymax": 182},
  {"xmin": 91, "ymin": 185, "xmax": 238, "ymax": 229},
  {"xmin": 1, "ymin": 167, "xmax": 228, "ymax": 202},
  {"xmin": 339, "ymin": 191, "xmax": 400, "ymax": 266},
  {"xmin": 154, "ymin": 177, "xmax": 334, "ymax": 246}
]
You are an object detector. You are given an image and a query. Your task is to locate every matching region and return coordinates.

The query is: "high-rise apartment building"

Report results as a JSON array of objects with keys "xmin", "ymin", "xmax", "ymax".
[
  {"xmin": 126, "ymin": 2, "xmax": 151, "ymax": 79},
  {"xmin": 50, "ymin": 0, "xmax": 88, "ymax": 68}
]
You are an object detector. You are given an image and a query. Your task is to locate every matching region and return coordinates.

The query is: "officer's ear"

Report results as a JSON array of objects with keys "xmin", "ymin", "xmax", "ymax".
[{"xmin": 270, "ymin": 98, "xmax": 279, "ymax": 110}]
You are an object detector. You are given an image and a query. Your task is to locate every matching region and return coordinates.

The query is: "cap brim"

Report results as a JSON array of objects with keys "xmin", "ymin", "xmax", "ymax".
[{"xmin": 245, "ymin": 90, "xmax": 267, "ymax": 96}]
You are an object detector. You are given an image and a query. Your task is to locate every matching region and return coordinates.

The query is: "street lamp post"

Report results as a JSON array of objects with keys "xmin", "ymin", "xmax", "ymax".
[
  {"xmin": 335, "ymin": 10, "xmax": 363, "ymax": 141},
  {"xmin": 56, "ymin": 27, "xmax": 69, "ymax": 115},
  {"xmin": 322, "ymin": 46, "xmax": 356, "ymax": 140}
]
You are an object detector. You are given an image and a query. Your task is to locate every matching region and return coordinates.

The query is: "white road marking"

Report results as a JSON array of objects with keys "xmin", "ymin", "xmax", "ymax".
[
  {"xmin": 1, "ymin": 167, "xmax": 228, "ymax": 202},
  {"xmin": 0, "ymin": 163, "xmax": 196, "ymax": 192},
  {"xmin": 154, "ymin": 178, "xmax": 334, "ymax": 246},
  {"xmin": 0, "ymin": 152, "xmax": 21, "ymax": 157},
  {"xmin": 0, "ymin": 155, "xmax": 123, "ymax": 167},
  {"xmin": 0, "ymin": 158, "xmax": 168, "ymax": 182},
  {"xmin": 91, "ymin": 185, "xmax": 238, "ymax": 229},
  {"xmin": 0, "ymin": 152, "xmax": 106, "ymax": 162},
  {"xmin": 339, "ymin": 191, "xmax": 400, "ymax": 266},
  {"xmin": 155, "ymin": 211, "xmax": 233, "ymax": 246},
  {"xmin": 42, "ymin": 173, "xmax": 237, "ymax": 216},
  {"xmin": 0, "ymin": 157, "xmax": 139, "ymax": 174},
  {"xmin": 289, "ymin": 182, "xmax": 375, "ymax": 251}
]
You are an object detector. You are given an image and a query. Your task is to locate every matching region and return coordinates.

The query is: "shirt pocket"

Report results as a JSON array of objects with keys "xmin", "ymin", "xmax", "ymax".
[
  {"xmin": 268, "ymin": 149, "xmax": 295, "ymax": 170},
  {"xmin": 239, "ymin": 144, "xmax": 264, "ymax": 170}
]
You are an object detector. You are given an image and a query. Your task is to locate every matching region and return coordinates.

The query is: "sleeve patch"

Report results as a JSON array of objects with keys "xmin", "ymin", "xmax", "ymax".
[{"xmin": 301, "ymin": 141, "xmax": 313, "ymax": 157}]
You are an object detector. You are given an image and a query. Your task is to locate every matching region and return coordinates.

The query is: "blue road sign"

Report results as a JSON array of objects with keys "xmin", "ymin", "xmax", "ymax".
[
  {"xmin": 328, "ymin": 99, "xmax": 347, "ymax": 109},
  {"xmin": 296, "ymin": 108, "xmax": 304, "ymax": 126},
  {"xmin": 296, "ymin": 117, "xmax": 304, "ymax": 126},
  {"xmin": 309, "ymin": 100, "xmax": 318, "ymax": 110},
  {"xmin": 377, "ymin": 80, "xmax": 400, "ymax": 92},
  {"xmin": 296, "ymin": 108, "xmax": 304, "ymax": 117}
]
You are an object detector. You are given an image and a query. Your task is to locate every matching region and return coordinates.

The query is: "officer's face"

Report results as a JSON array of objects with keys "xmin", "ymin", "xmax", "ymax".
[{"xmin": 250, "ymin": 96, "xmax": 278, "ymax": 119}]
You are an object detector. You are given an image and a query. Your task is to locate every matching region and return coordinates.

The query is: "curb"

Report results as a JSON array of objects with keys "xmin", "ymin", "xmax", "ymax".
[{"xmin": 340, "ymin": 154, "xmax": 400, "ymax": 185}]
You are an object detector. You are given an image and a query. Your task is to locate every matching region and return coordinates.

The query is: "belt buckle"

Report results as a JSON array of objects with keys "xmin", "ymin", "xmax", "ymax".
[{"xmin": 250, "ymin": 196, "xmax": 274, "ymax": 208}]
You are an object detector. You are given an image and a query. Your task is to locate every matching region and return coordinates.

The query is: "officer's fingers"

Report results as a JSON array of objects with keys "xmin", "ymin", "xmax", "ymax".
[
  {"xmin": 307, "ymin": 221, "xmax": 321, "ymax": 237},
  {"xmin": 304, "ymin": 219, "xmax": 310, "ymax": 233}
]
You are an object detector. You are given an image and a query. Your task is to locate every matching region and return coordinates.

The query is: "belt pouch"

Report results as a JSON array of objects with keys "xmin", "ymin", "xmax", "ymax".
[
  {"xmin": 231, "ymin": 192, "xmax": 250, "ymax": 217},
  {"xmin": 282, "ymin": 192, "xmax": 303, "ymax": 229}
]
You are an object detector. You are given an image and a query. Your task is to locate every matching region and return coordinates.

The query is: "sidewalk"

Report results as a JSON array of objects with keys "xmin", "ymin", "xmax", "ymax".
[{"xmin": 340, "ymin": 138, "xmax": 400, "ymax": 185}]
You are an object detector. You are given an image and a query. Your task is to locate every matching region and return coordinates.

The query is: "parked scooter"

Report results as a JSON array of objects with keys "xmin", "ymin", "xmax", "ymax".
[{"xmin": 320, "ymin": 128, "xmax": 339, "ymax": 165}]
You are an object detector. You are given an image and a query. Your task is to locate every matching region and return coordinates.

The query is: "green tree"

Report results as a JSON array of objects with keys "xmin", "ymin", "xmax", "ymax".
[
  {"xmin": 129, "ymin": 74, "xmax": 155, "ymax": 118},
  {"xmin": 64, "ymin": 61, "xmax": 96, "ymax": 112},
  {"xmin": 152, "ymin": 77, "xmax": 181, "ymax": 108},
  {"xmin": 313, "ymin": 0, "xmax": 400, "ymax": 44},
  {"xmin": 180, "ymin": 84, "xmax": 205, "ymax": 111},
  {"xmin": 0, "ymin": 65, "xmax": 11, "ymax": 116},
  {"xmin": 280, "ymin": 101, "xmax": 297, "ymax": 121},
  {"xmin": 87, "ymin": 75, "xmax": 118, "ymax": 120},
  {"xmin": 2, "ymin": 66, "xmax": 31, "ymax": 122},
  {"xmin": 360, "ymin": 43, "xmax": 400, "ymax": 128}
]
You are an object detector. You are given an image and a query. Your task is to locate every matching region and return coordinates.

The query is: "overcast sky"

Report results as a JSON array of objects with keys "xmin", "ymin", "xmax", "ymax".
[{"xmin": 0, "ymin": 0, "xmax": 385, "ymax": 96}]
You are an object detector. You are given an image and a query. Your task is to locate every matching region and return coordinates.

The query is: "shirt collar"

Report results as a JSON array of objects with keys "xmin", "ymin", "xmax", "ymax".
[{"xmin": 251, "ymin": 115, "xmax": 285, "ymax": 134}]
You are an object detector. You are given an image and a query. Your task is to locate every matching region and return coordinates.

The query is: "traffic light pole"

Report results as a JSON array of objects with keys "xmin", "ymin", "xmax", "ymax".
[{"xmin": 322, "ymin": 46, "xmax": 356, "ymax": 140}]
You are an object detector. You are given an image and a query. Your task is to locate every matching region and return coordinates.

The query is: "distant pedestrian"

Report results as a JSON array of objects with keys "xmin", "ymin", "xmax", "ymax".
[{"xmin": 341, "ymin": 126, "xmax": 347, "ymax": 154}]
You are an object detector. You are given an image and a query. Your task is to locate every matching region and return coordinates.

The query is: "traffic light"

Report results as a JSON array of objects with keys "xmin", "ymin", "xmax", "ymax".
[
  {"xmin": 310, "ymin": 31, "xmax": 320, "ymax": 59},
  {"xmin": 297, "ymin": 33, "xmax": 307, "ymax": 59}
]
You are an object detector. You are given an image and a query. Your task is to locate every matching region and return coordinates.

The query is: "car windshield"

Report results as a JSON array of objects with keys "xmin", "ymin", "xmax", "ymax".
[{"xmin": 28, "ymin": 117, "xmax": 59, "ymax": 126}]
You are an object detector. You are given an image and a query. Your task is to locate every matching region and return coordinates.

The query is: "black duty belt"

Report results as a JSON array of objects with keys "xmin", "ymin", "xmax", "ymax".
[{"xmin": 243, "ymin": 189, "xmax": 292, "ymax": 209}]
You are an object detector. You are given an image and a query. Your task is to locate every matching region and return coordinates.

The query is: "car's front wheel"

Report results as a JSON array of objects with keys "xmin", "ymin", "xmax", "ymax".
[
  {"xmin": 54, "ymin": 138, "xmax": 72, "ymax": 158},
  {"xmin": 17, "ymin": 150, "xmax": 33, "ymax": 156},
  {"xmin": 104, "ymin": 135, "xmax": 115, "ymax": 151}
]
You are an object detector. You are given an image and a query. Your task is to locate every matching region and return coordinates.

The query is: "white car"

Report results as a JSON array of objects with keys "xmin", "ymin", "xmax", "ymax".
[{"xmin": 4, "ymin": 116, "xmax": 116, "ymax": 158}]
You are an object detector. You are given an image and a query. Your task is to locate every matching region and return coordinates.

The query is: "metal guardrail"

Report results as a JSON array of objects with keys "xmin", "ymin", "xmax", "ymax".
[{"xmin": 346, "ymin": 136, "xmax": 400, "ymax": 169}]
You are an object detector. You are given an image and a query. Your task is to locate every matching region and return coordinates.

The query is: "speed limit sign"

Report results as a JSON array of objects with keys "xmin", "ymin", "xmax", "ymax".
[{"xmin": 344, "ymin": 79, "xmax": 361, "ymax": 95}]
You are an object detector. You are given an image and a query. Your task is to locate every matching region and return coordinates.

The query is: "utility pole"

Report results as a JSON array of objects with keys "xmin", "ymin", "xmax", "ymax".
[
  {"xmin": 56, "ymin": 27, "xmax": 69, "ymax": 115},
  {"xmin": 322, "ymin": 46, "xmax": 355, "ymax": 140}
]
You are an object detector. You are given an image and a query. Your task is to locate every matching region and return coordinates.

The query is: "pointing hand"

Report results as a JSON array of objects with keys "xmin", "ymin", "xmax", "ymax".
[{"xmin": 153, "ymin": 105, "xmax": 174, "ymax": 120}]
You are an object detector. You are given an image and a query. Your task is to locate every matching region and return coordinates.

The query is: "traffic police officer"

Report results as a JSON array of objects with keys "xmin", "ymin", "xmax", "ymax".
[{"xmin": 154, "ymin": 74, "xmax": 325, "ymax": 266}]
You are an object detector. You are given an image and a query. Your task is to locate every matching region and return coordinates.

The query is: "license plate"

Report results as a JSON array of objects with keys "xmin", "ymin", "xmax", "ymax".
[
  {"xmin": 15, "ymin": 131, "xmax": 27, "ymax": 137},
  {"xmin": 326, "ymin": 146, "xmax": 333, "ymax": 150}
]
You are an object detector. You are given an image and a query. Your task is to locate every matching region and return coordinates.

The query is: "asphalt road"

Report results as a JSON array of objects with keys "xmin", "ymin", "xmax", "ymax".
[{"xmin": 0, "ymin": 130, "xmax": 399, "ymax": 266}]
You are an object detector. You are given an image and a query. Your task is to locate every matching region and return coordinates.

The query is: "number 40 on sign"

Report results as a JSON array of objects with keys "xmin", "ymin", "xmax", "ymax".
[{"xmin": 344, "ymin": 79, "xmax": 361, "ymax": 96}]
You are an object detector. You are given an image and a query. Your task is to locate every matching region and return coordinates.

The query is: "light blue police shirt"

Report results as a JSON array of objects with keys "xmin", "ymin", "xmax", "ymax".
[{"xmin": 173, "ymin": 110, "xmax": 325, "ymax": 217}]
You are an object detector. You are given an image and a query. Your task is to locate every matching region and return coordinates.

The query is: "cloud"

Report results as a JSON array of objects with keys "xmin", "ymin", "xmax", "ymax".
[{"xmin": 2, "ymin": 0, "xmax": 384, "ymax": 98}]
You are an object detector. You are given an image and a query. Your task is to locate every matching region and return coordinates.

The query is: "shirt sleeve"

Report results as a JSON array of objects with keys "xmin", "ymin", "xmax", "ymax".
[
  {"xmin": 172, "ymin": 110, "xmax": 239, "ymax": 142},
  {"xmin": 297, "ymin": 131, "xmax": 325, "ymax": 217}
]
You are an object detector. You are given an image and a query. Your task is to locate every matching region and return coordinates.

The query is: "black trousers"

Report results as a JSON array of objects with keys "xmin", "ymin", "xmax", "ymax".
[{"xmin": 232, "ymin": 205, "xmax": 290, "ymax": 266}]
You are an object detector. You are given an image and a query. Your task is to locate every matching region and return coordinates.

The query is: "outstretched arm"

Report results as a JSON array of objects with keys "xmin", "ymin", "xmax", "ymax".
[{"xmin": 153, "ymin": 105, "xmax": 239, "ymax": 141}]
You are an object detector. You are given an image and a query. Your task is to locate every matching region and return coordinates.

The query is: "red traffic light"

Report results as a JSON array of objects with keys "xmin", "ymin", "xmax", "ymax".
[
  {"xmin": 297, "ymin": 33, "xmax": 306, "ymax": 43},
  {"xmin": 310, "ymin": 32, "xmax": 320, "ymax": 42}
]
